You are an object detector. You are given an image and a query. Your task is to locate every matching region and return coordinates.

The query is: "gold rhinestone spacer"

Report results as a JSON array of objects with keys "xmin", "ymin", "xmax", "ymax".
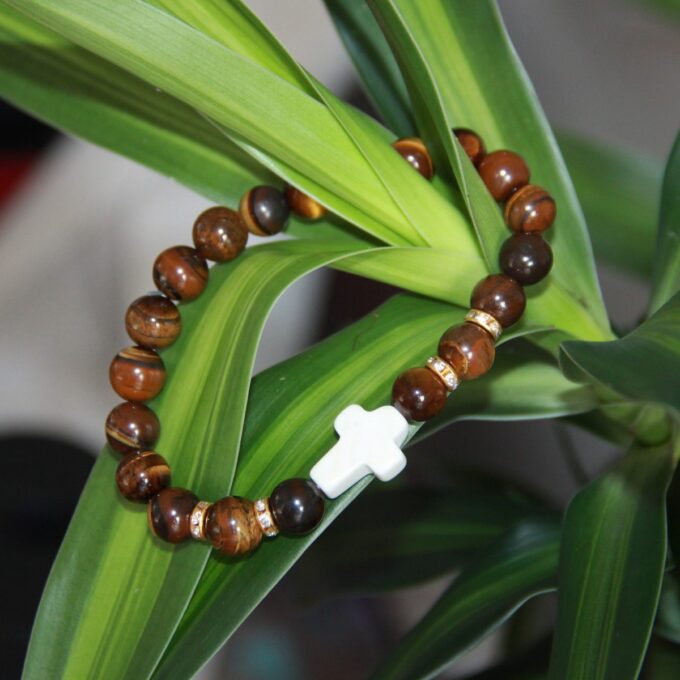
[
  {"xmin": 254, "ymin": 498, "xmax": 279, "ymax": 538},
  {"xmin": 426, "ymin": 356, "xmax": 460, "ymax": 392},
  {"xmin": 190, "ymin": 500, "xmax": 212, "ymax": 540},
  {"xmin": 465, "ymin": 309, "xmax": 502, "ymax": 341}
]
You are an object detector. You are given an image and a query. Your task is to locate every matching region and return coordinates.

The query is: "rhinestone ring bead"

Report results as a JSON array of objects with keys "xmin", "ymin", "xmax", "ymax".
[
  {"xmin": 190, "ymin": 500, "xmax": 212, "ymax": 540},
  {"xmin": 465, "ymin": 309, "xmax": 502, "ymax": 341},
  {"xmin": 426, "ymin": 356, "xmax": 460, "ymax": 392},
  {"xmin": 254, "ymin": 498, "xmax": 279, "ymax": 538}
]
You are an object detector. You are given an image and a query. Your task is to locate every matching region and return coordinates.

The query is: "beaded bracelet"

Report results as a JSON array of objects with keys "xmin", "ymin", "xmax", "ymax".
[{"xmin": 105, "ymin": 127, "xmax": 554, "ymax": 554}]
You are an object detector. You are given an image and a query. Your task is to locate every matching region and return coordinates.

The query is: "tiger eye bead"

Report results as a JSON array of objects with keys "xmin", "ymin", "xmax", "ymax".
[
  {"xmin": 125, "ymin": 294, "xmax": 181, "ymax": 349},
  {"xmin": 109, "ymin": 346, "xmax": 166, "ymax": 402},
  {"xmin": 470, "ymin": 274, "xmax": 526, "ymax": 328},
  {"xmin": 285, "ymin": 185, "xmax": 327, "ymax": 221},
  {"xmin": 438, "ymin": 323, "xmax": 496, "ymax": 380},
  {"xmin": 499, "ymin": 233, "xmax": 553, "ymax": 286},
  {"xmin": 392, "ymin": 367, "xmax": 447, "ymax": 422},
  {"xmin": 478, "ymin": 150, "xmax": 530, "ymax": 202},
  {"xmin": 116, "ymin": 451, "xmax": 170, "ymax": 502},
  {"xmin": 240, "ymin": 186, "xmax": 290, "ymax": 236},
  {"xmin": 192, "ymin": 206, "xmax": 248, "ymax": 262},
  {"xmin": 105, "ymin": 401, "xmax": 160, "ymax": 454},
  {"xmin": 453, "ymin": 128, "xmax": 486, "ymax": 166},
  {"xmin": 269, "ymin": 478, "xmax": 325, "ymax": 535},
  {"xmin": 153, "ymin": 246, "xmax": 208, "ymax": 301},
  {"xmin": 391, "ymin": 137, "xmax": 434, "ymax": 180},
  {"xmin": 504, "ymin": 184, "xmax": 556, "ymax": 233},
  {"xmin": 148, "ymin": 487, "xmax": 198, "ymax": 544},
  {"xmin": 205, "ymin": 497, "xmax": 263, "ymax": 555}
]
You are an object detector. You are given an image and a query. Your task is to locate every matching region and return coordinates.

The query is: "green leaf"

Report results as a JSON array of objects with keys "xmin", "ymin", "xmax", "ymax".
[
  {"xmin": 650, "ymin": 130, "xmax": 680, "ymax": 313},
  {"xmin": 548, "ymin": 439, "xmax": 678, "ymax": 680},
  {"xmin": 372, "ymin": 520, "xmax": 560, "ymax": 680}
]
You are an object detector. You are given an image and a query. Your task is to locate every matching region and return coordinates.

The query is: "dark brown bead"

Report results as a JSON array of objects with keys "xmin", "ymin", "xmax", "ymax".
[
  {"xmin": 205, "ymin": 496, "xmax": 263, "ymax": 555},
  {"xmin": 240, "ymin": 185, "xmax": 290, "ymax": 236},
  {"xmin": 105, "ymin": 401, "xmax": 160, "ymax": 454},
  {"xmin": 147, "ymin": 487, "xmax": 198, "ymax": 544},
  {"xmin": 391, "ymin": 137, "xmax": 434, "ymax": 180},
  {"xmin": 438, "ymin": 323, "xmax": 495, "ymax": 380},
  {"xmin": 116, "ymin": 451, "xmax": 170, "ymax": 502},
  {"xmin": 192, "ymin": 206, "xmax": 248, "ymax": 262},
  {"xmin": 109, "ymin": 346, "xmax": 165, "ymax": 402},
  {"xmin": 453, "ymin": 128, "xmax": 486, "ymax": 166},
  {"xmin": 269, "ymin": 478, "xmax": 325, "ymax": 535},
  {"xmin": 499, "ymin": 233, "xmax": 553, "ymax": 286},
  {"xmin": 392, "ymin": 367, "xmax": 447, "ymax": 422},
  {"xmin": 504, "ymin": 184, "xmax": 556, "ymax": 233},
  {"xmin": 470, "ymin": 274, "xmax": 526, "ymax": 328},
  {"xmin": 153, "ymin": 246, "xmax": 208, "ymax": 301},
  {"xmin": 284, "ymin": 185, "xmax": 327, "ymax": 221},
  {"xmin": 477, "ymin": 150, "xmax": 530, "ymax": 202},
  {"xmin": 125, "ymin": 294, "xmax": 181, "ymax": 349}
]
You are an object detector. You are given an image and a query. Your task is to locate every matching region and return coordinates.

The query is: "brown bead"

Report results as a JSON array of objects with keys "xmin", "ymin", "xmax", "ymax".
[
  {"xmin": 270, "ymin": 478, "xmax": 325, "ymax": 535},
  {"xmin": 105, "ymin": 401, "xmax": 160, "ymax": 454},
  {"xmin": 153, "ymin": 246, "xmax": 208, "ymax": 301},
  {"xmin": 147, "ymin": 487, "xmax": 198, "ymax": 544},
  {"xmin": 392, "ymin": 367, "xmax": 447, "ymax": 422},
  {"xmin": 116, "ymin": 451, "xmax": 170, "ymax": 502},
  {"xmin": 391, "ymin": 137, "xmax": 434, "ymax": 180},
  {"xmin": 477, "ymin": 150, "xmax": 530, "ymax": 202},
  {"xmin": 205, "ymin": 496, "xmax": 263, "ymax": 555},
  {"xmin": 125, "ymin": 294, "xmax": 181, "ymax": 349},
  {"xmin": 240, "ymin": 186, "xmax": 290, "ymax": 236},
  {"xmin": 192, "ymin": 206, "xmax": 248, "ymax": 262},
  {"xmin": 284, "ymin": 185, "xmax": 327, "ymax": 221},
  {"xmin": 109, "ymin": 346, "xmax": 166, "ymax": 402},
  {"xmin": 438, "ymin": 323, "xmax": 495, "ymax": 380},
  {"xmin": 453, "ymin": 128, "xmax": 486, "ymax": 166},
  {"xmin": 499, "ymin": 233, "xmax": 553, "ymax": 286},
  {"xmin": 470, "ymin": 274, "xmax": 526, "ymax": 328},
  {"xmin": 504, "ymin": 184, "xmax": 556, "ymax": 233}
]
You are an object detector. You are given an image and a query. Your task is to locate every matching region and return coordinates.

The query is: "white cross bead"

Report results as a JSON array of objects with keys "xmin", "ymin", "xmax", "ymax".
[{"xmin": 309, "ymin": 404, "xmax": 409, "ymax": 499}]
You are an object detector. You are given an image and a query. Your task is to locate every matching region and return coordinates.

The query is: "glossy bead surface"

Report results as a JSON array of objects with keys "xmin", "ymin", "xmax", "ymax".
[
  {"xmin": 269, "ymin": 478, "xmax": 325, "ymax": 535},
  {"xmin": 478, "ymin": 150, "xmax": 530, "ymax": 202},
  {"xmin": 116, "ymin": 451, "xmax": 170, "ymax": 502},
  {"xmin": 105, "ymin": 401, "xmax": 160, "ymax": 454},
  {"xmin": 153, "ymin": 246, "xmax": 208, "ymax": 301},
  {"xmin": 453, "ymin": 128, "xmax": 486, "ymax": 166},
  {"xmin": 438, "ymin": 323, "xmax": 495, "ymax": 380},
  {"xmin": 192, "ymin": 206, "xmax": 248, "ymax": 262},
  {"xmin": 391, "ymin": 137, "xmax": 434, "ymax": 180},
  {"xmin": 240, "ymin": 186, "xmax": 290, "ymax": 236},
  {"xmin": 285, "ymin": 185, "xmax": 326, "ymax": 221},
  {"xmin": 205, "ymin": 497, "xmax": 263, "ymax": 555},
  {"xmin": 109, "ymin": 346, "xmax": 165, "ymax": 402},
  {"xmin": 504, "ymin": 184, "xmax": 556, "ymax": 233},
  {"xmin": 470, "ymin": 274, "xmax": 526, "ymax": 328},
  {"xmin": 147, "ymin": 487, "xmax": 198, "ymax": 544},
  {"xmin": 499, "ymin": 233, "xmax": 553, "ymax": 286},
  {"xmin": 392, "ymin": 367, "xmax": 447, "ymax": 422},
  {"xmin": 125, "ymin": 294, "xmax": 181, "ymax": 349}
]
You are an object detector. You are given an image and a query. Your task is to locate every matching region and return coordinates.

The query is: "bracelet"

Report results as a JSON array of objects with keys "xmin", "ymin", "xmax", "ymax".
[{"xmin": 104, "ymin": 127, "xmax": 555, "ymax": 555}]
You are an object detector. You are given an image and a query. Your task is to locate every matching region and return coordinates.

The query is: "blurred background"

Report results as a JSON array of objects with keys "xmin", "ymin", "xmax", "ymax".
[{"xmin": 1, "ymin": 0, "xmax": 678, "ymax": 677}]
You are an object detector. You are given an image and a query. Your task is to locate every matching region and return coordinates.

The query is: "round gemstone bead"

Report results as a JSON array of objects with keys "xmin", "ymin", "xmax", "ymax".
[
  {"xmin": 125, "ymin": 294, "xmax": 181, "ymax": 349},
  {"xmin": 453, "ymin": 127, "xmax": 486, "ymax": 166},
  {"xmin": 392, "ymin": 367, "xmax": 447, "ymax": 422},
  {"xmin": 109, "ymin": 346, "xmax": 165, "ymax": 402},
  {"xmin": 205, "ymin": 496, "xmax": 263, "ymax": 555},
  {"xmin": 269, "ymin": 478, "xmax": 325, "ymax": 535},
  {"xmin": 240, "ymin": 185, "xmax": 290, "ymax": 236},
  {"xmin": 284, "ymin": 185, "xmax": 326, "ymax": 221},
  {"xmin": 192, "ymin": 206, "xmax": 248, "ymax": 262},
  {"xmin": 477, "ymin": 150, "xmax": 530, "ymax": 202},
  {"xmin": 499, "ymin": 233, "xmax": 553, "ymax": 286},
  {"xmin": 504, "ymin": 184, "xmax": 556, "ymax": 233},
  {"xmin": 105, "ymin": 401, "xmax": 160, "ymax": 454},
  {"xmin": 153, "ymin": 245, "xmax": 208, "ymax": 301},
  {"xmin": 147, "ymin": 487, "xmax": 198, "ymax": 544},
  {"xmin": 116, "ymin": 451, "xmax": 170, "ymax": 502},
  {"xmin": 470, "ymin": 274, "xmax": 526, "ymax": 328},
  {"xmin": 438, "ymin": 323, "xmax": 496, "ymax": 380},
  {"xmin": 391, "ymin": 137, "xmax": 434, "ymax": 180}
]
